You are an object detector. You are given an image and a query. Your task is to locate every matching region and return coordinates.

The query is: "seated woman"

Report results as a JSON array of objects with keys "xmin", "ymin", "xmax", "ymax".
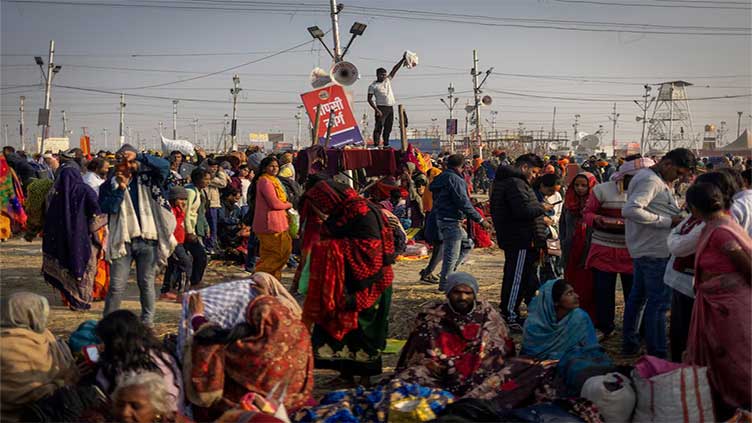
[
  {"xmin": 0, "ymin": 292, "xmax": 78, "ymax": 422},
  {"xmin": 522, "ymin": 279, "xmax": 613, "ymax": 395},
  {"xmin": 95, "ymin": 310, "xmax": 182, "ymax": 414},
  {"xmin": 185, "ymin": 293, "xmax": 314, "ymax": 421}
]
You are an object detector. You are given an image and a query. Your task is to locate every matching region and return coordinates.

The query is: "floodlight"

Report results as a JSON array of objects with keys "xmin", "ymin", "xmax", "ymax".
[
  {"xmin": 307, "ymin": 26, "xmax": 325, "ymax": 39},
  {"xmin": 350, "ymin": 22, "xmax": 367, "ymax": 35}
]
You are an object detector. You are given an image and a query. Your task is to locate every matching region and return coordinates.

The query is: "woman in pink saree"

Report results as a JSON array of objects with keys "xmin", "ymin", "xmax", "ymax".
[{"xmin": 685, "ymin": 182, "xmax": 752, "ymax": 420}]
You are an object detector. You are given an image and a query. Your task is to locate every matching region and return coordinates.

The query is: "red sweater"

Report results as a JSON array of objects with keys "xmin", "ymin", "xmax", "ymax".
[{"xmin": 172, "ymin": 206, "xmax": 186, "ymax": 244}]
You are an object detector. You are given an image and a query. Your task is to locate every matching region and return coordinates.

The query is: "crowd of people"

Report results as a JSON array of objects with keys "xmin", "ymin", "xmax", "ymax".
[{"xmin": 0, "ymin": 141, "xmax": 750, "ymax": 422}]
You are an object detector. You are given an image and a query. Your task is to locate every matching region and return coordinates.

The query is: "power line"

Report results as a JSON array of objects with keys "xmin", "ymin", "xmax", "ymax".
[
  {"xmin": 551, "ymin": 0, "xmax": 751, "ymax": 9},
  {"xmin": 486, "ymin": 88, "xmax": 752, "ymax": 102}
]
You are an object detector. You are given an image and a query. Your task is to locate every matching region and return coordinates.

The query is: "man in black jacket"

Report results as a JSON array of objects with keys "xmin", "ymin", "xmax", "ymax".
[
  {"xmin": 429, "ymin": 154, "xmax": 492, "ymax": 291},
  {"xmin": 490, "ymin": 153, "xmax": 553, "ymax": 331}
]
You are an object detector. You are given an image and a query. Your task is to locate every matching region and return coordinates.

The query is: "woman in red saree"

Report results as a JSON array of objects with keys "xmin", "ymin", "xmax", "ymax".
[
  {"xmin": 300, "ymin": 178, "xmax": 395, "ymax": 383},
  {"xmin": 685, "ymin": 182, "xmax": 752, "ymax": 420},
  {"xmin": 560, "ymin": 172, "xmax": 598, "ymax": 321}
]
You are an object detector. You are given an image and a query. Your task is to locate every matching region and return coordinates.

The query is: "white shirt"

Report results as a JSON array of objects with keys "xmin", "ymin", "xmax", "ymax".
[
  {"xmin": 239, "ymin": 178, "xmax": 251, "ymax": 208},
  {"xmin": 83, "ymin": 172, "xmax": 104, "ymax": 195},
  {"xmin": 731, "ymin": 189, "xmax": 752, "ymax": 237},
  {"xmin": 368, "ymin": 78, "xmax": 395, "ymax": 106},
  {"xmin": 544, "ymin": 192, "xmax": 563, "ymax": 227}
]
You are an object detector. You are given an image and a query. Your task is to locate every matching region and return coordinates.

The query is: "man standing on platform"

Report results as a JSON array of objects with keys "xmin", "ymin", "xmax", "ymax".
[{"xmin": 367, "ymin": 54, "xmax": 406, "ymax": 148}]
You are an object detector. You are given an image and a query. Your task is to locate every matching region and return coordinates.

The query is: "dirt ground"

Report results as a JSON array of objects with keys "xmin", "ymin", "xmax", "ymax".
[{"xmin": 0, "ymin": 236, "xmax": 630, "ymax": 390}]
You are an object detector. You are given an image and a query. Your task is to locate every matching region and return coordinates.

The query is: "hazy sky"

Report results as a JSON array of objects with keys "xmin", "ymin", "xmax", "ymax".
[{"xmin": 1, "ymin": 0, "xmax": 750, "ymax": 151}]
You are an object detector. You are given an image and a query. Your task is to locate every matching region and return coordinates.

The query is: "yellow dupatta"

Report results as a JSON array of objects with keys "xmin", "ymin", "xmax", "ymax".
[{"xmin": 260, "ymin": 174, "xmax": 287, "ymax": 203}]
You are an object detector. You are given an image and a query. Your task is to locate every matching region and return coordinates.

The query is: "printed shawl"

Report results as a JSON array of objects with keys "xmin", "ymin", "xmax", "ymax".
[
  {"xmin": 302, "ymin": 179, "xmax": 395, "ymax": 341},
  {"xmin": 394, "ymin": 300, "xmax": 515, "ymax": 397},
  {"xmin": 188, "ymin": 295, "xmax": 314, "ymax": 415}
]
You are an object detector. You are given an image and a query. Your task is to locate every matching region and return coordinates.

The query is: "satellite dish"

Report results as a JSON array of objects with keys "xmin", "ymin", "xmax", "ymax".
[
  {"xmin": 330, "ymin": 61, "xmax": 359, "ymax": 86},
  {"xmin": 481, "ymin": 95, "xmax": 493, "ymax": 106},
  {"xmin": 581, "ymin": 134, "xmax": 601, "ymax": 149}
]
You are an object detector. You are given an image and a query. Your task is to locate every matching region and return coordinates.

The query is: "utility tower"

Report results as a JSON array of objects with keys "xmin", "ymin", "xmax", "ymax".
[{"xmin": 645, "ymin": 81, "xmax": 696, "ymax": 153}]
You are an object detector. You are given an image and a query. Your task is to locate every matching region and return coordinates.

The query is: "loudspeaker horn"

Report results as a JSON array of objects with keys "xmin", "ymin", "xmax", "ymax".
[
  {"xmin": 481, "ymin": 95, "xmax": 493, "ymax": 106},
  {"xmin": 331, "ymin": 61, "xmax": 359, "ymax": 86}
]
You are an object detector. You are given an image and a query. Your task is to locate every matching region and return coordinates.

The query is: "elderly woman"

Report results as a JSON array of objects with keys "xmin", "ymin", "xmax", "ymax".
[
  {"xmin": 185, "ymin": 293, "xmax": 313, "ymax": 421},
  {"xmin": 112, "ymin": 371, "xmax": 176, "ymax": 423},
  {"xmin": 300, "ymin": 178, "xmax": 396, "ymax": 383},
  {"xmin": 0, "ymin": 292, "xmax": 77, "ymax": 422}
]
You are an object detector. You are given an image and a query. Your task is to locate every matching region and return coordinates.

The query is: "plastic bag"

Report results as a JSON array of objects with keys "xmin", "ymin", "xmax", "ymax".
[
  {"xmin": 389, "ymin": 398, "xmax": 436, "ymax": 422},
  {"xmin": 404, "ymin": 50, "xmax": 419, "ymax": 68},
  {"xmin": 581, "ymin": 372, "xmax": 636, "ymax": 423},
  {"xmin": 287, "ymin": 208, "xmax": 300, "ymax": 239}
]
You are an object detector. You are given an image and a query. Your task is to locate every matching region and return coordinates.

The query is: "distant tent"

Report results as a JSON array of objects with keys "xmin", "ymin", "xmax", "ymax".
[{"xmin": 720, "ymin": 129, "xmax": 752, "ymax": 153}]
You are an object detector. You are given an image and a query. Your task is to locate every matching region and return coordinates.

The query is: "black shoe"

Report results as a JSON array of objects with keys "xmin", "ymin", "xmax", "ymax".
[{"xmin": 419, "ymin": 270, "xmax": 439, "ymax": 284}]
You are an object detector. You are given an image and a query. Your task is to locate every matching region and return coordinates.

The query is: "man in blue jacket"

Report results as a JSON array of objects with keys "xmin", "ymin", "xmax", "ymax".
[
  {"xmin": 99, "ymin": 144, "xmax": 172, "ymax": 326},
  {"xmin": 429, "ymin": 154, "xmax": 492, "ymax": 292}
]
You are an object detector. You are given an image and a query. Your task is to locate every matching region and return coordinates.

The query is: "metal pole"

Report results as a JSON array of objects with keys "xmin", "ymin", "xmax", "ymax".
[
  {"xmin": 448, "ymin": 83, "xmax": 455, "ymax": 153},
  {"xmin": 19, "ymin": 96, "xmax": 25, "ymax": 151},
  {"xmin": 60, "ymin": 110, "xmax": 68, "ymax": 138},
  {"xmin": 668, "ymin": 84, "xmax": 674, "ymax": 151},
  {"xmin": 103, "ymin": 128, "xmax": 108, "ymax": 149},
  {"xmin": 172, "ymin": 100, "xmax": 179, "ymax": 139},
  {"xmin": 40, "ymin": 40, "xmax": 55, "ymax": 154},
  {"xmin": 329, "ymin": 0, "xmax": 341, "ymax": 61},
  {"xmin": 573, "ymin": 114, "xmax": 580, "ymax": 148},
  {"xmin": 119, "ymin": 93, "xmax": 126, "ymax": 146},
  {"xmin": 611, "ymin": 103, "xmax": 618, "ymax": 155},
  {"xmin": 231, "ymin": 75, "xmax": 241, "ymax": 151},
  {"xmin": 737, "ymin": 111, "xmax": 743, "ymax": 137},
  {"xmin": 3, "ymin": 124, "xmax": 8, "ymax": 146},
  {"xmin": 193, "ymin": 118, "xmax": 199, "ymax": 145},
  {"xmin": 639, "ymin": 85, "xmax": 651, "ymax": 155},
  {"xmin": 295, "ymin": 110, "xmax": 302, "ymax": 151},
  {"xmin": 550, "ymin": 106, "xmax": 556, "ymax": 153},
  {"xmin": 472, "ymin": 50, "xmax": 482, "ymax": 159}
]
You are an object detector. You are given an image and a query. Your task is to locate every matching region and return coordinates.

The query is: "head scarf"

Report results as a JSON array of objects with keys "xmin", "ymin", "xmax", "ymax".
[
  {"xmin": 610, "ymin": 157, "xmax": 655, "ymax": 182},
  {"xmin": 224, "ymin": 296, "xmax": 314, "ymax": 410},
  {"xmin": 564, "ymin": 172, "xmax": 597, "ymax": 215},
  {"xmin": 520, "ymin": 280, "xmax": 597, "ymax": 360},
  {"xmin": 250, "ymin": 272, "xmax": 302, "ymax": 318},
  {"xmin": 444, "ymin": 272, "xmax": 479, "ymax": 296},
  {"xmin": 1, "ymin": 292, "xmax": 50, "ymax": 333}
]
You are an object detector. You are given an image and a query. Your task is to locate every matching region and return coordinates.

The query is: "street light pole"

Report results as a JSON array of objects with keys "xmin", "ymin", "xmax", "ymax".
[
  {"xmin": 38, "ymin": 40, "xmax": 58, "ymax": 154},
  {"xmin": 635, "ymin": 84, "xmax": 653, "ymax": 155},
  {"xmin": 295, "ymin": 105, "xmax": 304, "ymax": 151},
  {"xmin": 172, "ymin": 100, "xmax": 179, "ymax": 139},
  {"xmin": 329, "ymin": 0, "xmax": 341, "ymax": 61},
  {"xmin": 440, "ymin": 83, "xmax": 459, "ymax": 153},
  {"xmin": 609, "ymin": 103, "xmax": 620, "ymax": 156},
  {"xmin": 119, "ymin": 93, "xmax": 126, "ymax": 146},
  {"xmin": 230, "ymin": 74, "xmax": 241, "ymax": 151},
  {"xmin": 19, "ymin": 96, "xmax": 25, "ymax": 151},
  {"xmin": 61, "ymin": 110, "xmax": 68, "ymax": 138}
]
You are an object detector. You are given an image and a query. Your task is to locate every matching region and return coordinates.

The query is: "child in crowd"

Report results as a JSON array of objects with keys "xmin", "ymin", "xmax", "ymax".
[
  {"xmin": 217, "ymin": 188, "xmax": 247, "ymax": 261},
  {"xmin": 160, "ymin": 186, "xmax": 193, "ymax": 301}
]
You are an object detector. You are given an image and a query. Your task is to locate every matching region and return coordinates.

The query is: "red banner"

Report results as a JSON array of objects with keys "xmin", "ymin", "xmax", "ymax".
[
  {"xmin": 80, "ymin": 135, "xmax": 91, "ymax": 156},
  {"xmin": 301, "ymin": 85, "xmax": 360, "ymax": 143}
]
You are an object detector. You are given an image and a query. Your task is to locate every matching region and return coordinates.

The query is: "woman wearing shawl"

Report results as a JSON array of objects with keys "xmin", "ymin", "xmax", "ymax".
[
  {"xmin": 582, "ymin": 157, "xmax": 653, "ymax": 337},
  {"xmin": 251, "ymin": 156, "xmax": 292, "ymax": 281},
  {"xmin": 0, "ymin": 292, "xmax": 78, "ymax": 422},
  {"xmin": 42, "ymin": 165, "xmax": 108, "ymax": 310},
  {"xmin": 301, "ymin": 178, "xmax": 396, "ymax": 382},
  {"xmin": 684, "ymin": 182, "xmax": 752, "ymax": 420},
  {"xmin": 522, "ymin": 279, "xmax": 614, "ymax": 396},
  {"xmin": 559, "ymin": 172, "xmax": 598, "ymax": 320},
  {"xmin": 0, "ymin": 155, "xmax": 27, "ymax": 241},
  {"xmin": 185, "ymin": 293, "xmax": 314, "ymax": 422}
]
